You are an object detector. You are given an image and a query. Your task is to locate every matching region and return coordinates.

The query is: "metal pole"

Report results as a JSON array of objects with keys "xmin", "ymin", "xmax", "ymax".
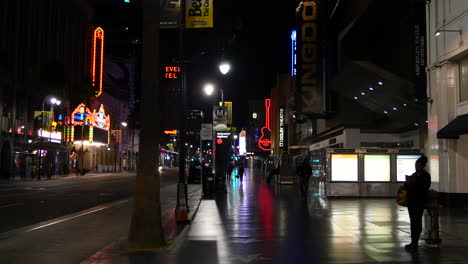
[
  {"xmin": 221, "ymin": 88, "xmax": 224, "ymax": 106},
  {"xmin": 38, "ymin": 102, "xmax": 45, "ymax": 180},
  {"xmin": 176, "ymin": 0, "xmax": 189, "ymax": 221}
]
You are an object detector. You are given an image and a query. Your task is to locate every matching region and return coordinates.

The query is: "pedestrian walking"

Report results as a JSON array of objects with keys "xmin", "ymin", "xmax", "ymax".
[
  {"xmin": 227, "ymin": 162, "xmax": 234, "ymax": 181},
  {"xmin": 267, "ymin": 164, "xmax": 280, "ymax": 184},
  {"xmin": 237, "ymin": 164, "xmax": 245, "ymax": 182},
  {"xmin": 297, "ymin": 159, "xmax": 312, "ymax": 199},
  {"xmin": 404, "ymin": 155, "xmax": 431, "ymax": 250}
]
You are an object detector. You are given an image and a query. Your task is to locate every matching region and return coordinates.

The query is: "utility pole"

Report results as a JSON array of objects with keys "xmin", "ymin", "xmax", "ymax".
[
  {"xmin": 175, "ymin": 0, "xmax": 189, "ymax": 223},
  {"xmin": 128, "ymin": 0, "xmax": 165, "ymax": 249}
]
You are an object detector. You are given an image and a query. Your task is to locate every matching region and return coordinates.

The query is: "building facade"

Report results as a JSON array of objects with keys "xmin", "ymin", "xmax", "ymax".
[{"xmin": 426, "ymin": 0, "xmax": 468, "ymax": 205}]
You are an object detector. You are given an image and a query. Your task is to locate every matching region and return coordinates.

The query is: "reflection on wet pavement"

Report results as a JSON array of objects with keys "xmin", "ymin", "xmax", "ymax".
[{"xmin": 172, "ymin": 168, "xmax": 468, "ymax": 263}]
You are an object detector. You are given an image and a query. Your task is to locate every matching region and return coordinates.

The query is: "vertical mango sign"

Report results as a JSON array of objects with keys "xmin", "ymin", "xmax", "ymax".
[{"xmin": 185, "ymin": 0, "xmax": 213, "ymax": 28}]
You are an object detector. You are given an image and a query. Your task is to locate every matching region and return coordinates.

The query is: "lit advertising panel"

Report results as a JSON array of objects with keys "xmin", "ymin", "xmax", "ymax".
[
  {"xmin": 239, "ymin": 130, "xmax": 246, "ymax": 155},
  {"xmin": 364, "ymin": 155, "xmax": 390, "ymax": 182},
  {"xmin": 397, "ymin": 155, "xmax": 421, "ymax": 182},
  {"xmin": 331, "ymin": 154, "xmax": 358, "ymax": 182}
]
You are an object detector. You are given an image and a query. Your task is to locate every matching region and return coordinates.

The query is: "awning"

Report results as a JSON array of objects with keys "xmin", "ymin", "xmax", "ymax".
[{"xmin": 437, "ymin": 114, "xmax": 468, "ymax": 139}]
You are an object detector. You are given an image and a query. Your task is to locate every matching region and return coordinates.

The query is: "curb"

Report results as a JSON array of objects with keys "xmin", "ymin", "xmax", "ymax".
[{"xmin": 80, "ymin": 189, "xmax": 203, "ymax": 264}]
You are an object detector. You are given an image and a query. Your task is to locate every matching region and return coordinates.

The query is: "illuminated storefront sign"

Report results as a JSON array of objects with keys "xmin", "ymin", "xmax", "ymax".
[
  {"xmin": 279, "ymin": 107, "xmax": 285, "ymax": 148},
  {"xmin": 258, "ymin": 99, "xmax": 272, "ymax": 151},
  {"xmin": 38, "ymin": 130, "xmax": 62, "ymax": 143},
  {"xmin": 164, "ymin": 130, "xmax": 179, "ymax": 135},
  {"xmin": 164, "ymin": 66, "xmax": 181, "ymax": 79},
  {"xmin": 239, "ymin": 130, "xmax": 247, "ymax": 155},
  {"xmin": 92, "ymin": 104, "xmax": 111, "ymax": 131},
  {"xmin": 71, "ymin": 103, "xmax": 93, "ymax": 126},
  {"xmin": 92, "ymin": 27, "xmax": 105, "ymax": 97},
  {"xmin": 68, "ymin": 103, "xmax": 110, "ymax": 144},
  {"xmin": 291, "ymin": 29, "xmax": 297, "ymax": 76}
]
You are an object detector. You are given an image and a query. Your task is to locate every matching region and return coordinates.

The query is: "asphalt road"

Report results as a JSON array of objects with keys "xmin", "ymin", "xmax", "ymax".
[{"xmin": 0, "ymin": 169, "xmax": 178, "ymax": 234}]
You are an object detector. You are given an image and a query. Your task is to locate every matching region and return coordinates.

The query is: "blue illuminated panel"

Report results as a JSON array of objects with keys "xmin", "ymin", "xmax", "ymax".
[{"xmin": 291, "ymin": 29, "xmax": 297, "ymax": 76}]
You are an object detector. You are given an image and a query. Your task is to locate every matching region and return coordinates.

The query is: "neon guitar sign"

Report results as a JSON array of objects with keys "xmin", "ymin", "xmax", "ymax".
[{"xmin": 258, "ymin": 99, "xmax": 272, "ymax": 151}]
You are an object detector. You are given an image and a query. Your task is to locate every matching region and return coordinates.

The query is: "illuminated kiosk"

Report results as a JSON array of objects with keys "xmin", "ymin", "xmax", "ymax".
[
  {"xmin": 321, "ymin": 148, "xmax": 422, "ymax": 197},
  {"xmin": 65, "ymin": 103, "xmax": 111, "ymax": 173}
]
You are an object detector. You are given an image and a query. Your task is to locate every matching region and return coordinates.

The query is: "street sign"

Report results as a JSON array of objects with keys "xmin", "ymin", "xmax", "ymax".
[
  {"xmin": 201, "ymin": 123, "xmax": 212, "ymax": 140},
  {"xmin": 213, "ymin": 106, "xmax": 227, "ymax": 132}
]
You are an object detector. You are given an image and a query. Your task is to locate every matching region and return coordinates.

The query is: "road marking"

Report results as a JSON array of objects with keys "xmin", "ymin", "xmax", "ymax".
[
  {"xmin": 0, "ymin": 199, "xmax": 129, "ymax": 240},
  {"xmin": 0, "ymin": 203, "xmax": 24, "ymax": 209}
]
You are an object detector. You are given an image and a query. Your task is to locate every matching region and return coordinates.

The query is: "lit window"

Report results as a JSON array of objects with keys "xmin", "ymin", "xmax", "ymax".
[{"xmin": 459, "ymin": 55, "xmax": 468, "ymax": 102}]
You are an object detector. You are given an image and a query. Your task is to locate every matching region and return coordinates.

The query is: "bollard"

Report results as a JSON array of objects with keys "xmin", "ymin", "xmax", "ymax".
[{"xmin": 425, "ymin": 189, "xmax": 442, "ymax": 245}]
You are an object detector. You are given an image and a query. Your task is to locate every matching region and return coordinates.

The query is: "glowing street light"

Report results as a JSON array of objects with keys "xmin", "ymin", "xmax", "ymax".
[
  {"xmin": 219, "ymin": 62, "xmax": 231, "ymax": 75},
  {"xmin": 203, "ymin": 83, "xmax": 215, "ymax": 96}
]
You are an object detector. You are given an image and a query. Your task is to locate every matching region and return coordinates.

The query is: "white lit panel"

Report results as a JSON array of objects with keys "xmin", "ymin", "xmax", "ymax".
[{"xmin": 331, "ymin": 154, "xmax": 358, "ymax": 182}]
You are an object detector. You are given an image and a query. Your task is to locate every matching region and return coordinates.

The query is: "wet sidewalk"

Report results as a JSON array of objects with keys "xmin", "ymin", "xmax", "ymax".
[{"xmin": 82, "ymin": 168, "xmax": 468, "ymax": 263}]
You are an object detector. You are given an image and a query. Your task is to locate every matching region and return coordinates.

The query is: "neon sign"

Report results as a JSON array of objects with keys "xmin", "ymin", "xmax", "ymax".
[
  {"xmin": 92, "ymin": 104, "xmax": 111, "ymax": 131},
  {"xmin": 164, "ymin": 130, "xmax": 178, "ymax": 135},
  {"xmin": 164, "ymin": 66, "xmax": 181, "ymax": 79},
  {"xmin": 92, "ymin": 27, "xmax": 105, "ymax": 97},
  {"xmin": 258, "ymin": 99, "xmax": 272, "ymax": 151},
  {"xmin": 71, "ymin": 103, "xmax": 93, "ymax": 126}
]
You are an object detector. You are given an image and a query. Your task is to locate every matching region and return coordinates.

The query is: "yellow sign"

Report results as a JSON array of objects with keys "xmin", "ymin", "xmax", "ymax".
[
  {"xmin": 34, "ymin": 111, "xmax": 52, "ymax": 129},
  {"xmin": 219, "ymin": 101, "xmax": 233, "ymax": 125},
  {"xmin": 185, "ymin": 0, "xmax": 213, "ymax": 28}
]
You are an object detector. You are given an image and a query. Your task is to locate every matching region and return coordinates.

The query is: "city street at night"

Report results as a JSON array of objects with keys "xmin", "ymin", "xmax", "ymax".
[
  {"xmin": 0, "ymin": 169, "xmax": 202, "ymax": 264},
  {"xmin": 84, "ymin": 168, "xmax": 468, "ymax": 263},
  {"xmin": 2, "ymin": 0, "xmax": 468, "ymax": 263}
]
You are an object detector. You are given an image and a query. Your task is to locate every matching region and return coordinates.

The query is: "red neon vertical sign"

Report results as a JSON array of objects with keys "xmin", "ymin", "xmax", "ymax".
[
  {"xmin": 92, "ymin": 27, "xmax": 104, "ymax": 97},
  {"xmin": 258, "ymin": 99, "xmax": 272, "ymax": 151}
]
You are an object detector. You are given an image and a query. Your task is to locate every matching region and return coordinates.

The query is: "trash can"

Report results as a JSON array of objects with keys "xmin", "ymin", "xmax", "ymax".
[
  {"xmin": 202, "ymin": 171, "xmax": 215, "ymax": 199},
  {"xmin": 425, "ymin": 189, "xmax": 442, "ymax": 245}
]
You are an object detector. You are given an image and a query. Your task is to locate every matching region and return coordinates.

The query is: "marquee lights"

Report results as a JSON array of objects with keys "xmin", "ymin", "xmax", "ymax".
[
  {"xmin": 92, "ymin": 27, "xmax": 105, "ymax": 97},
  {"xmin": 70, "ymin": 103, "xmax": 110, "ymax": 130}
]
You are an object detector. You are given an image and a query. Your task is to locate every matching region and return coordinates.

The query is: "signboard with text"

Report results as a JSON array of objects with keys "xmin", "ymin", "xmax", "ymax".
[
  {"xmin": 201, "ymin": 124, "xmax": 212, "ymax": 140},
  {"xmin": 185, "ymin": 0, "xmax": 213, "ymax": 28}
]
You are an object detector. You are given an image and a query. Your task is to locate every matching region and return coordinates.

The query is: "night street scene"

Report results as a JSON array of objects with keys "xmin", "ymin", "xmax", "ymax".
[{"xmin": 2, "ymin": 0, "xmax": 468, "ymax": 263}]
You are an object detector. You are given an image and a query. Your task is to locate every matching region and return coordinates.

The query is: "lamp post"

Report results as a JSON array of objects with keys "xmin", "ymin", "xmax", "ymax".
[
  {"xmin": 38, "ymin": 96, "xmax": 61, "ymax": 180},
  {"xmin": 203, "ymin": 83, "xmax": 225, "ymax": 107}
]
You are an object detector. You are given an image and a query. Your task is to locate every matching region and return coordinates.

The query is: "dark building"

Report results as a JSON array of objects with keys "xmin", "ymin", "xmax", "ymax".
[{"xmin": 0, "ymin": 0, "xmax": 93, "ymax": 179}]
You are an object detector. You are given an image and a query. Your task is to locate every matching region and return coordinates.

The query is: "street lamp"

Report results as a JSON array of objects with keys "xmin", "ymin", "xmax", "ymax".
[
  {"xmin": 434, "ymin": 29, "xmax": 462, "ymax": 37},
  {"xmin": 203, "ymin": 83, "xmax": 224, "ymax": 105},
  {"xmin": 38, "ymin": 96, "xmax": 61, "ymax": 180},
  {"xmin": 219, "ymin": 61, "xmax": 231, "ymax": 75}
]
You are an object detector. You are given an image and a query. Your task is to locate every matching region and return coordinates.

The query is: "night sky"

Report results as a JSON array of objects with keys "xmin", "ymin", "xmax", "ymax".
[{"xmin": 95, "ymin": 1, "xmax": 298, "ymax": 128}]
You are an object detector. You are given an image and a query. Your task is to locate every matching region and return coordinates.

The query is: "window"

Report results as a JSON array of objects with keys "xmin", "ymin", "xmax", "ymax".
[{"xmin": 459, "ymin": 55, "xmax": 468, "ymax": 102}]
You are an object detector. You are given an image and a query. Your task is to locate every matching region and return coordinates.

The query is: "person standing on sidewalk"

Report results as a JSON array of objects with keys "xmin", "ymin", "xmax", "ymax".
[
  {"xmin": 237, "ymin": 163, "xmax": 245, "ymax": 182},
  {"xmin": 297, "ymin": 159, "xmax": 312, "ymax": 200},
  {"xmin": 404, "ymin": 155, "xmax": 431, "ymax": 250}
]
